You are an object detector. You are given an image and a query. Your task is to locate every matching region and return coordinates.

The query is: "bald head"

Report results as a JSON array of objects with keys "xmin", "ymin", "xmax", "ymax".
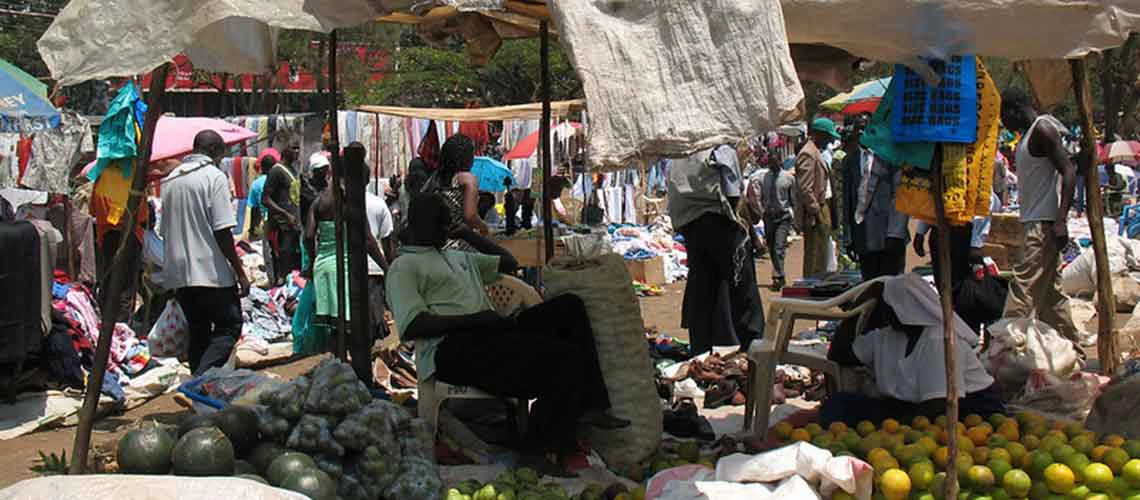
[{"xmin": 193, "ymin": 130, "xmax": 225, "ymax": 162}]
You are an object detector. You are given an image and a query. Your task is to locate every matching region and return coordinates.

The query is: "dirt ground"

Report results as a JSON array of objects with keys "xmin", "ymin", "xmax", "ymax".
[{"xmin": 0, "ymin": 233, "xmax": 1052, "ymax": 488}]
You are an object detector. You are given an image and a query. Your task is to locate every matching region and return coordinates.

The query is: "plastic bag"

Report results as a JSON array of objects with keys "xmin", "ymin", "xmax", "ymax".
[
  {"xmin": 1008, "ymin": 370, "xmax": 1107, "ymax": 423},
  {"xmin": 983, "ymin": 318, "xmax": 1081, "ymax": 400},
  {"xmin": 953, "ymin": 270, "xmax": 1008, "ymax": 332},
  {"xmin": 1086, "ymin": 372, "xmax": 1140, "ymax": 438},
  {"xmin": 0, "ymin": 475, "xmax": 308, "ymax": 499},
  {"xmin": 714, "ymin": 443, "xmax": 871, "ymax": 500},
  {"xmin": 304, "ymin": 357, "xmax": 371, "ymax": 416},
  {"xmin": 148, "ymin": 299, "xmax": 188, "ymax": 357}
]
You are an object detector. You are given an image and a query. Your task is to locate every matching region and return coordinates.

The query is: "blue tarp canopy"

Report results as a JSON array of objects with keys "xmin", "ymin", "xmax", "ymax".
[{"xmin": 0, "ymin": 59, "xmax": 60, "ymax": 133}]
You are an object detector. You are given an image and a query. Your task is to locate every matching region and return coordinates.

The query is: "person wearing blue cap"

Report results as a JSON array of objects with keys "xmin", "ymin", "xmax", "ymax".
[{"xmin": 795, "ymin": 117, "xmax": 840, "ymax": 277}]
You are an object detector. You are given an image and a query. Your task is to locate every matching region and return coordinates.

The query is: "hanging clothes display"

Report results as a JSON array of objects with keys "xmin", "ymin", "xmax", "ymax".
[
  {"xmin": 23, "ymin": 113, "xmax": 95, "ymax": 194},
  {"xmin": 88, "ymin": 83, "xmax": 145, "ymax": 183},
  {"xmin": 90, "ymin": 160, "xmax": 148, "ymax": 243}
]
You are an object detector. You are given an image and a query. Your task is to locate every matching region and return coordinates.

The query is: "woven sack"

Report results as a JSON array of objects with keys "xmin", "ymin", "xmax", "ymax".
[{"xmin": 543, "ymin": 253, "xmax": 661, "ymax": 469}]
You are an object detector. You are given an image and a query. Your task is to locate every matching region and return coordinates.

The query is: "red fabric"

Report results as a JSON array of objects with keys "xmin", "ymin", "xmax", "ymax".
[
  {"xmin": 418, "ymin": 121, "xmax": 441, "ymax": 170},
  {"xmin": 459, "ymin": 120, "xmax": 490, "ymax": 151},
  {"xmin": 841, "ymin": 98, "xmax": 880, "ymax": 115},
  {"xmin": 16, "ymin": 136, "xmax": 32, "ymax": 183},
  {"xmin": 232, "ymin": 156, "xmax": 245, "ymax": 199}
]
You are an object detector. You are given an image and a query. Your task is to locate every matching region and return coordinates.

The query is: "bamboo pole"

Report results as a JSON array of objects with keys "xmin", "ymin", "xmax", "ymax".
[
  {"xmin": 1071, "ymin": 58, "xmax": 1119, "ymax": 374},
  {"xmin": 329, "ymin": 29, "xmax": 348, "ymax": 360},
  {"xmin": 540, "ymin": 20, "xmax": 554, "ymax": 261},
  {"xmin": 931, "ymin": 146, "xmax": 960, "ymax": 500},
  {"xmin": 70, "ymin": 63, "xmax": 170, "ymax": 474}
]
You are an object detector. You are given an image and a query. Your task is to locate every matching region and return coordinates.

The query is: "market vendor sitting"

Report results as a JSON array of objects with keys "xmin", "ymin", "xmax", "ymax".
[
  {"xmin": 821, "ymin": 273, "xmax": 1004, "ymax": 426},
  {"xmin": 386, "ymin": 193, "xmax": 628, "ymax": 473}
]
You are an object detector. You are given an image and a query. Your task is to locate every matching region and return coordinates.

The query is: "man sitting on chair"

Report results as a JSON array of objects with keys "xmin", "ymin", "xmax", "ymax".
[{"xmin": 385, "ymin": 193, "xmax": 627, "ymax": 474}]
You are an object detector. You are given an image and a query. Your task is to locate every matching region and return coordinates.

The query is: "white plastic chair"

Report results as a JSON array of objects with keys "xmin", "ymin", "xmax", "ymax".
[
  {"xmin": 745, "ymin": 277, "xmax": 889, "ymax": 436},
  {"xmin": 417, "ymin": 275, "xmax": 543, "ymax": 436}
]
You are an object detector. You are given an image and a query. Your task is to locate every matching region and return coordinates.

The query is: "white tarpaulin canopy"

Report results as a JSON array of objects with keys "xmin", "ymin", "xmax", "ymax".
[{"xmin": 38, "ymin": 0, "xmax": 328, "ymax": 86}]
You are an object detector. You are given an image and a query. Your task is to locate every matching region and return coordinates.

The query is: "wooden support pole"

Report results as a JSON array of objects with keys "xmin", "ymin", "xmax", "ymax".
[
  {"xmin": 540, "ymin": 20, "xmax": 554, "ymax": 261},
  {"xmin": 64, "ymin": 196, "xmax": 75, "ymax": 278},
  {"xmin": 70, "ymin": 63, "xmax": 169, "ymax": 474},
  {"xmin": 932, "ymin": 147, "xmax": 960, "ymax": 500},
  {"xmin": 328, "ymin": 29, "xmax": 348, "ymax": 360},
  {"xmin": 343, "ymin": 143, "xmax": 372, "ymax": 381},
  {"xmin": 1072, "ymin": 58, "xmax": 1119, "ymax": 374}
]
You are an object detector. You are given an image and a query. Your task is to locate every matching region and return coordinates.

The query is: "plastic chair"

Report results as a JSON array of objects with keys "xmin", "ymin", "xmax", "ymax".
[
  {"xmin": 745, "ymin": 277, "xmax": 889, "ymax": 436},
  {"xmin": 417, "ymin": 275, "xmax": 543, "ymax": 436}
]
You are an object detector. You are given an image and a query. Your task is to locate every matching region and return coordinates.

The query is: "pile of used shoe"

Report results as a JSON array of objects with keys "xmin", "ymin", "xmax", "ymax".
[{"xmin": 771, "ymin": 364, "xmax": 827, "ymax": 404}]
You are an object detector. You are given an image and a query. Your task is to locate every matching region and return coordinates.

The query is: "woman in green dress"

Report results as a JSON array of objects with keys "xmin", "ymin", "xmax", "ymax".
[{"xmin": 303, "ymin": 144, "xmax": 388, "ymax": 381}]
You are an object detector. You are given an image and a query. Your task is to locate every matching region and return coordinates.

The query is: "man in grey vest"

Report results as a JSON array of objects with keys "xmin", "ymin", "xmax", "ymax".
[
  {"xmin": 999, "ymin": 89, "xmax": 1081, "ymax": 349},
  {"xmin": 667, "ymin": 145, "xmax": 764, "ymax": 355}
]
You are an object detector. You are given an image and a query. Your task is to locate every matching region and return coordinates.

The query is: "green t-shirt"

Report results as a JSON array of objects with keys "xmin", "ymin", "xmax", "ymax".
[{"xmin": 385, "ymin": 245, "xmax": 499, "ymax": 380}]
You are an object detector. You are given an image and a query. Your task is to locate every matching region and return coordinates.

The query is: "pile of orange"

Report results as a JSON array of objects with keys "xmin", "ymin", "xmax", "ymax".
[{"xmin": 773, "ymin": 412, "xmax": 1140, "ymax": 499}]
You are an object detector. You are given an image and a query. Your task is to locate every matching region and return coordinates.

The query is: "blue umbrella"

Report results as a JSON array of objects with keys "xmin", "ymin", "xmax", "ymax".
[
  {"xmin": 0, "ymin": 59, "xmax": 60, "ymax": 133},
  {"xmin": 471, "ymin": 156, "xmax": 516, "ymax": 193}
]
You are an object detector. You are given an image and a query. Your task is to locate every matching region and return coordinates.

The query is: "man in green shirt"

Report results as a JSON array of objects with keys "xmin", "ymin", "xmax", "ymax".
[{"xmin": 386, "ymin": 193, "xmax": 626, "ymax": 474}]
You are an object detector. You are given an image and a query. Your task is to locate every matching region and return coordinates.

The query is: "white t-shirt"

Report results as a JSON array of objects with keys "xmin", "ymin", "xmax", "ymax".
[
  {"xmin": 365, "ymin": 192, "xmax": 394, "ymax": 276},
  {"xmin": 160, "ymin": 154, "xmax": 237, "ymax": 289},
  {"xmin": 853, "ymin": 326, "xmax": 994, "ymax": 403}
]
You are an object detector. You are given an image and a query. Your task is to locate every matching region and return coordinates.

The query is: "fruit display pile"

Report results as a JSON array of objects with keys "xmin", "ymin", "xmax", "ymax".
[
  {"xmin": 773, "ymin": 412, "xmax": 1140, "ymax": 499},
  {"xmin": 445, "ymin": 468, "xmax": 646, "ymax": 500},
  {"xmin": 115, "ymin": 358, "xmax": 441, "ymax": 500}
]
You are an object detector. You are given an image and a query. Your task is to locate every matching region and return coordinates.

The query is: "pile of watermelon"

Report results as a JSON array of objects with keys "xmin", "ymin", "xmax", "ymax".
[{"xmin": 114, "ymin": 358, "xmax": 442, "ymax": 500}]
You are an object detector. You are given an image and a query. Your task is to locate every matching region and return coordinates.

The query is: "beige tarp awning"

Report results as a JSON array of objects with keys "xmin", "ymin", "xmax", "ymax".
[{"xmin": 354, "ymin": 99, "xmax": 585, "ymax": 120}]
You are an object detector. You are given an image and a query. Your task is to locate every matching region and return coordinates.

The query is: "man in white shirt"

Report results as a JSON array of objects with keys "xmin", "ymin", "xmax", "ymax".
[
  {"xmin": 160, "ymin": 131, "xmax": 250, "ymax": 375},
  {"xmin": 365, "ymin": 189, "xmax": 394, "ymax": 340}
]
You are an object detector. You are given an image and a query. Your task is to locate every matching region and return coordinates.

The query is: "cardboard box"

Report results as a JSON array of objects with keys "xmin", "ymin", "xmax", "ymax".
[
  {"xmin": 988, "ymin": 213, "xmax": 1023, "ymax": 247},
  {"xmin": 626, "ymin": 256, "xmax": 666, "ymax": 286}
]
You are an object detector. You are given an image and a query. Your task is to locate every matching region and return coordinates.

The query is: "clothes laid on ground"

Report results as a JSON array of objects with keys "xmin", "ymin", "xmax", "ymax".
[
  {"xmin": 159, "ymin": 154, "xmax": 237, "ymax": 289},
  {"xmin": 434, "ymin": 294, "xmax": 612, "ymax": 452},
  {"xmin": 240, "ymin": 286, "xmax": 290, "ymax": 343}
]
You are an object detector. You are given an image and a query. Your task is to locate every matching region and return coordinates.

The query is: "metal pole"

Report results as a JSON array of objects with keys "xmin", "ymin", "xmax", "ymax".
[
  {"xmin": 70, "ymin": 63, "xmax": 169, "ymax": 474},
  {"xmin": 328, "ymin": 29, "xmax": 347, "ymax": 360},
  {"xmin": 1072, "ymin": 58, "xmax": 1119, "ymax": 373},
  {"xmin": 931, "ymin": 148, "xmax": 960, "ymax": 500},
  {"xmin": 540, "ymin": 21, "xmax": 554, "ymax": 261}
]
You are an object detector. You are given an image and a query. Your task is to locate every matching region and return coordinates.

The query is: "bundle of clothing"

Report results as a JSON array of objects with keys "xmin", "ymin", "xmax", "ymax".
[{"xmin": 608, "ymin": 224, "xmax": 689, "ymax": 283}]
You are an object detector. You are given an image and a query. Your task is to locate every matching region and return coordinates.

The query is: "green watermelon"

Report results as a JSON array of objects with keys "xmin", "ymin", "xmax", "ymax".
[
  {"xmin": 234, "ymin": 459, "xmax": 257, "ymax": 475},
  {"xmin": 178, "ymin": 414, "xmax": 219, "ymax": 437},
  {"xmin": 236, "ymin": 474, "xmax": 268, "ymax": 485},
  {"xmin": 210, "ymin": 406, "xmax": 260, "ymax": 455},
  {"xmin": 248, "ymin": 441, "xmax": 287, "ymax": 475},
  {"xmin": 116, "ymin": 425, "xmax": 176, "ymax": 474},
  {"xmin": 279, "ymin": 468, "xmax": 336, "ymax": 500},
  {"xmin": 267, "ymin": 452, "xmax": 317, "ymax": 486},
  {"xmin": 171, "ymin": 427, "xmax": 235, "ymax": 476}
]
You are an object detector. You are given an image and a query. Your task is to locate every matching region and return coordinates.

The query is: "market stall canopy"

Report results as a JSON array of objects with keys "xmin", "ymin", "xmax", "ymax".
[
  {"xmin": 503, "ymin": 122, "xmax": 581, "ymax": 161},
  {"xmin": 38, "ymin": 0, "xmax": 327, "ymax": 86},
  {"xmin": 80, "ymin": 116, "xmax": 257, "ymax": 176},
  {"xmin": 0, "ymin": 59, "xmax": 60, "ymax": 133},
  {"xmin": 819, "ymin": 77, "xmax": 890, "ymax": 115},
  {"xmin": 471, "ymin": 156, "xmax": 516, "ymax": 192},
  {"xmin": 355, "ymin": 100, "xmax": 585, "ymax": 120}
]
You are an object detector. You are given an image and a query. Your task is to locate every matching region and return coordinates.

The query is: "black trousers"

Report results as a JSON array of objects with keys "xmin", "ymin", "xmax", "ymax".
[
  {"xmin": 861, "ymin": 237, "xmax": 908, "ymax": 281},
  {"xmin": 928, "ymin": 223, "xmax": 974, "ymax": 292},
  {"xmin": 763, "ymin": 215, "xmax": 792, "ymax": 280},
  {"xmin": 267, "ymin": 226, "xmax": 301, "ymax": 285},
  {"xmin": 434, "ymin": 294, "xmax": 611, "ymax": 452},
  {"xmin": 679, "ymin": 214, "xmax": 765, "ymax": 354},
  {"xmin": 176, "ymin": 286, "xmax": 243, "ymax": 376}
]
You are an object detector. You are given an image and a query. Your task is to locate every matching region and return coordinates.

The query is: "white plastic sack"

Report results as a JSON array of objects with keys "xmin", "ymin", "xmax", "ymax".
[
  {"xmin": 1061, "ymin": 235, "xmax": 1132, "ymax": 297},
  {"xmin": 1009, "ymin": 370, "xmax": 1107, "ymax": 423},
  {"xmin": 148, "ymin": 299, "xmax": 189, "ymax": 357},
  {"xmin": 716, "ymin": 443, "xmax": 872, "ymax": 500},
  {"xmin": 0, "ymin": 475, "xmax": 307, "ymax": 500},
  {"xmin": 548, "ymin": 0, "xmax": 804, "ymax": 167},
  {"xmin": 984, "ymin": 318, "xmax": 1081, "ymax": 399}
]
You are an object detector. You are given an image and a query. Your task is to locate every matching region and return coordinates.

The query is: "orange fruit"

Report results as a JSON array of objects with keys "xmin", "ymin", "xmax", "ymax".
[
  {"xmin": 1002, "ymin": 468, "xmax": 1032, "ymax": 498},
  {"xmin": 1063, "ymin": 422, "xmax": 1085, "ymax": 439},
  {"xmin": 913, "ymin": 416, "xmax": 931, "ymax": 431},
  {"xmin": 806, "ymin": 423, "xmax": 824, "ymax": 436},
  {"xmin": 1044, "ymin": 430, "xmax": 1068, "ymax": 444},
  {"xmin": 997, "ymin": 422, "xmax": 1020, "ymax": 443},
  {"xmin": 883, "ymin": 418, "xmax": 901, "ymax": 434},
  {"xmin": 880, "ymin": 468, "xmax": 912, "ymax": 500},
  {"xmin": 934, "ymin": 447, "xmax": 951, "ymax": 468},
  {"xmin": 1105, "ymin": 435, "xmax": 1127, "ymax": 448},
  {"xmin": 989, "ymin": 448, "xmax": 1012, "ymax": 465},
  {"xmin": 868, "ymin": 447, "xmax": 892, "ymax": 463},
  {"xmin": 918, "ymin": 437, "xmax": 939, "ymax": 456},
  {"xmin": 857, "ymin": 420, "xmax": 876, "ymax": 437},
  {"xmin": 1092, "ymin": 445, "xmax": 1111, "ymax": 462},
  {"xmin": 773, "ymin": 421, "xmax": 794, "ymax": 440},
  {"xmin": 1043, "ymin": 463, "xmax": 1076, "ymax": 494},
  {"xmin": 1106, "ymin": 448, "xmax": 1132, "ymax": 474},
  {"xmin": 829, "ymin": 421, "xmax": 849, "ymax": 436},
  {"xmin": 1004, "ymin": 442, "xmax": 1028, "ymax": 467},
  {"xmin": 964, "ymin": 414, "xmax": 984, "ymax": 427},
  {"xmin": 1085, "ymin": 462, "xmax": 1115, "ymax": 492},
  {"xmin": 989, "ymin": 414, "xmax": 1009, "ymax": 427},
  {"xmin": 973, "ymin": 446, "xmax": 991, "ymax": 465},
  {"xmin": 791, "ymin": 428, "xmax": 811, "ymax": 442},
  {"xmin": 1022, "ymin": 434, "xmax": 1040, "ymax": 451},
  {"xmin": 968, "ymin": 427, "xmax": 992, "ymax": 447}
]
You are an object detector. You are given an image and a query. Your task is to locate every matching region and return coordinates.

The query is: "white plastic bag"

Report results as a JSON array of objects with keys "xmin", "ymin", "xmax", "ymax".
[
  {"xmin": 984, "ymin": 318, "xmax": 1081, "ymax": 399},
  {"xmin": 0, "ymin": 475, "xmax": 307, "ymax": 499},
  {"xmin": 148, "ymin": 299, "xmax": 189, "ymax": 357}
]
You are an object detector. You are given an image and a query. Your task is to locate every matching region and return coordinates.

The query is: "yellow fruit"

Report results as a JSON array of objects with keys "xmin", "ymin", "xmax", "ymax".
[
  {"xmin": 1122, "ymin": 459, "xmax": 1140, "ymax": 487},
  {"xmin": 1105, "ymin": 435, "xmax": 1127, "ymax": 448},
  {"xmin": 774, "ymin": 422, "xmax": 794, "ymax": 440},
  {"xmin": 813, "ymin": 433, "xmax": 835, "ymax": 448},
  {"xmin": 918, "ymin": 437, "xmax": 940, "ymax": 456},
  {"xmin": 860, "ymin": 434, "xmax": 886, "ymax": 456},
  {"xmin": 914, "ymin": 416, "xmax": 932, "ymax": 431},
  {"xmin": 935, "ymin": 416, "xmax": 948, "ymax": 428},
  {"xmin": 1039, "ymin": 437, "xmax": 1064, "ymax": 454},
  {"xmin": 957, "ymin": 453, "xmax": 976, "ymax": 478},
  {"xmin": 967, "ymin": 465, "xmax": 997, "ymax": 491},
  {"xmin": 910, "ymin": 460, "xmax": 936, "ymax": 490},
  {"xmin": 905, "ymin": 429, "xmax": 925, "ymax": 444},
  {"xmin": 806, "ymin": 423, "xmax": 825, "ymax": 436},
  {"xmin": 791, "ymin": 428, "xmax": 812, "ymax": 442},
  {"xmin": 1027, "ymin": 450, "xmax": 1054, "ymax": 479},
  {"xmin": 1002, "ymin": 468, "xmax": 1032, "ymax": 498},
  {"xmin": 965, "ymin": 415, "xmax": 984, "ymax": 427},
  {"xmin": 1044, "ymin": 463, "xmax": 1076, "ymax": 494},
  {"xmin": 1005, "ymin": 442, "xmax": 1028, "ymax": 467},
  {"xmin": 829, "ymin": 421, "xmax": 849, "ymax": 436},
  {"xmin": 1085, "ymin": 463, "xmax": 1115, "ymax": 492},
  {"xmin": 880, "ymin": 468, "xmax": 912, "ymax": 500},
  {"xmin": 935, "ymin": 447, "xmax": 951, "ymax": 468},
  {"xmin": 869, "ymin": 447, "xmax": 892, "ymax": 463},
  {"xmin": 1022, "ymin": 435, "xmax": 1041, "ymax": 451},
  {"xmin": 987, "ymin": 459, "xmax": 1013, "ymax": 484},
  {"xmin": 883, "ymin": 419, "xmax": 901, "ymax": 434},
  {"xmin": 1092, "ymin": 445, "xmax": 1111, "ymax": 463},
  {"xmin": 1044, "ymin": 430, "xmax": 1068, "ymax": 444},
  {"xmin": 959, "ymin": 438, "xmax": 976, "ymax": 455},
  {"xmin": 1106, "ymin": 448, "xmax": 1132, "ymax": 474},
  {"xmin": 989, "ymin": 448, "xmax": 1012, "ymax": 464},
  {"xmin": 857, "ymin": 420, "xmax": 877, "ymax": 437},
  {"xmin": 1050, "ymin": 445, "xmax": 1077, "ymax": 463},
  {"xmin": 1063, "ymin": 423, "xmax": 1085, "ymax": 439},
  {"xmin": 1070, "ymin": 435, "xmax": 1095, "ymax": 456},
  {"xmin": 1063, "ymin": 454, "xmax": 1090, "ymax": 482}
]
